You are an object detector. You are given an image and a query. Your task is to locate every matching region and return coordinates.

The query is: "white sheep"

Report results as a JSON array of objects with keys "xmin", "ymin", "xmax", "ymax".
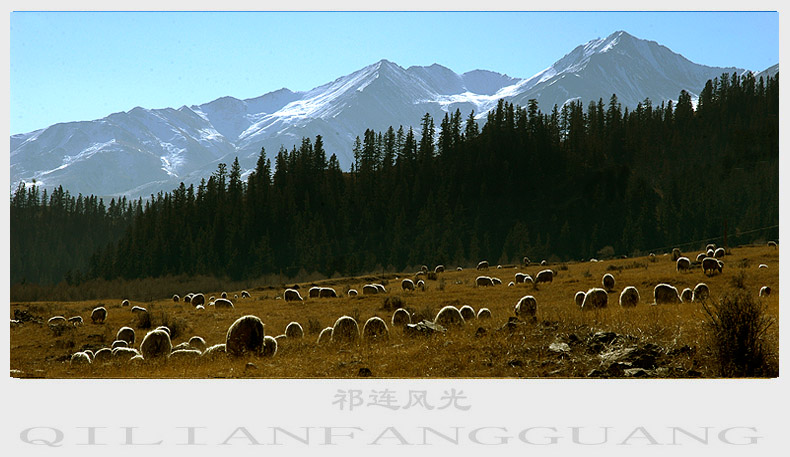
[
  {"xmin": 535, "ymin": 269, "xmax": 554, "ymax": 284},
  {"xmin": 68, "ymin": 316, "xmax": 83, "ymax": 326},
  {"xmin": 140, "ymin": 329, "xmax": 172, "ymax": 360},
  {"xmin": 331, "ymin": 316, "xmax": 360, "ymax": 343},
  {"xmin": 574, "ymin": 291, "xmax": 586, "ymax": 308},
  {"xmin": 111, "ymin": 347, "xmax": 140, "ymax": 362},
  {"xmin": 581, "ymin": 288, "xmax": 608, "ymax": 310},
  {"xmin": 93, "ymin": 348, "xmax": 113, "ymax": 363},
  {"xmin": 241, "ymin": 290, "xmax": 251, "ymax": 298},
  {"xmin": 654, "ymin": 283, "xmax": 682, "ymax": 304},
  {"xmin": 759, "ymin": 286, "xmax": 771, "ymax": 297},
  {"xmin": 90, "ymin": 307, "xmax": 107, "ymax": 324},
  {"xmin": 434, "ymin": 265, "xmax": 445, "ymax": 273},
  {"xmin": 459, "ymin": 305, "xmax": 476, "ymax": 321},
  {"xmin": 676, "ymin": 256, "xmax": 691, "ymax": 272},
  {"xmin": 475, "ymin": 276, "xmax": 494, "ymax": 287},
  {"xmin": 191, "ymin": 293, "xmax": 206, "ymax": 307},
  {"xmin": 226, "ymin": 315, "xmax": 265, "ymax": 356},
  {"xmin": 262, "ymin": 335, "xmax": 278, "ymax": 357},
  {"xmin": 706, "ymin": 243, "xmax": 716, "ymax": 252},
  {"xmin": 416, "ymin": 279, "xmax": 426, "ymax": 291},
  {"xmin": 116, "ymin": 326, "xmax": 136, "ymax": 345},
  {"xmin": 696, "ymin": 253, "xmax": 706, "ymax": 262},
  {"xmin": 702, "ymin": 257, "xmax": 723, "ymax": 276},
  {"xmin": 514, "ymin": 295, "xmax": 537, "ymax": 318},
  {"xmin": 284, "ymin": 288, "xmax": 303, "ymax": 302},
  {"xmin": 214, "ymin": 298, "xmax": 234, "ymax": 308},
  {"xmin": 692, "ymin": 283, "xmax": 710, "ymax": 302},
  {"xmin": 706, "ymin": 249, "xmax": 715, "ymax": 257},
  {"xmin": 759, "ymin": 264, "xmax": 768, "ymax": 269},
  {"xmin": 320, "ymin": 287, "xmax": 339, "ymax": 298},
  {"xmin": 540, "ymin": 259, "xmax": 548, "ymax": 266},
  {"xmin": 347, "ymin": 289, "xmax": 358, "ymax": 297},
  {"xmin": 316, "ymin": 327, "xmax": 334, "ymax": 344},
  {"xmin": 515, "ymin": 272, "xmax": 528, "ymax": 284},
  {"xmin": 434, "ymin": 306, "xmax": 465, "ymax": 328},
  {"xmin": 491, "ymin": 277, "xmax": 502, "ymax": 285},
  {"xmin": 508, "ymin": 281, "xmax": 515, "ymax": 287},
  {"xmin": 671, "ymin": 248, "xmax": 682, "ymax": 261},
  {"xmin": 391, "ymin": 308, "xmax": 411, "ymax": 327},
  {"xmin": 362, "ymin": 317, "xmax": 389, "ymax": 341},
  {"xmin": 768, "ymin": 241, "xmax": 777, "ymax": 249},
  {"xmin": 374, "ymin": 284, "xmax": 387, "ymax": 293},
  {"xmin": 169, "ymin": 348, "xmax": 202, "ymax": 362},
  {"xmin": 308, "ymin": 286, "xmax": 321, "ymax": 298},
  {"xmin": 201, "ymin": 344, "xmax": 227, "ymax": 360},
  {"xmin": 172, "ymin": 294, "xmax": 180, "ymax": 302},
  {"xmin": 70, "ymin": 352, "xmax": 92, "ymax": 366},
  {"xmin": 121, "ymin": 299, "xmax": 130, "ymax": 307},
  {"xmin": 221, "ymin": 292, "xmax": 228, "ymax": 299},
  {"xmin": 714, "ymin": 247, "xmax": 725, "ymax": 258},
  {"xmin": 602, "ymin": 273, "xmax": 615, "ymax": 291},
  {"xmin": 285, "ymin": 322, "xmax": 304, "ymax": 339},
  {"xmin": 477, "ymin": 260, "xmax": 489, "ymax": 270},
  {"xmin": 680, "ymin": 288, "xmax": 693, "ymax": 302},
  {"xmin": 401, "ymin": 279, "xmax": 415, "ymax": 291},
  {"xmin": 476, "ymin": 308, "xmax": 492, "ymax": 319},
  {"xmin": 619, "ymin": 286, "xmax": 640, "ymax": 308},
  {"xmin": 362, "ymin": 284, "xmax": 380, "ymax": 295}
]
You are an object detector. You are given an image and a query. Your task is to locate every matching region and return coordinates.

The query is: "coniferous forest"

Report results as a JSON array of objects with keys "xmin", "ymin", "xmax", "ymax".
[{"xmin": 10, "ymin": 72, "xmax": 779, "ymax": 288}]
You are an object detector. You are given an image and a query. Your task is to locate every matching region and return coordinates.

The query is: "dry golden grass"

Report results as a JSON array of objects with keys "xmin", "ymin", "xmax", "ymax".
[{"xmin": 10, "ymin": 245, "xmax": 778, "ymax": 379}]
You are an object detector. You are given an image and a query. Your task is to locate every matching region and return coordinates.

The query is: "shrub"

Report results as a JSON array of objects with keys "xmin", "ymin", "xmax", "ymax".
[
  {"xmin": 702, "ymin": 292, "xmax": 776, "ymax": 377},
  {"xmin": 382, "ymin": 296, "xmax": 405, "ymax": 311},
  {"xmin": 157, "ymin": 311, "xmax": 187, "ymax": 339},
  {"xmin": 730, "ymin": 270, "xmax": 748, "ymax": 290},
  {"xmin": 307, "ymin": 318, "xmax": 323, "ymax": 335}
]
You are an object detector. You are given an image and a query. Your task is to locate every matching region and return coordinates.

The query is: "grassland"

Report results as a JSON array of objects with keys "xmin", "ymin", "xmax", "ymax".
[{"xmin": 9, "ymin": 244, "xmax": 779, "ymax": 379}]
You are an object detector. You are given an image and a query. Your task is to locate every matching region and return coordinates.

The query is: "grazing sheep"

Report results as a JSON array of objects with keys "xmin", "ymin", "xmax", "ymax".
[
  {"xmin": 188, "ymin": 336, "xmax": 206, "ymax": 351},
  {"xmin": 319, "ymin": 287, "xmax": 338, "ymax": 298},
  {"xmin": 514, "ymin": 295, "xmax": 537, "ymax": 318},
  {"xmin": 331, "ymin": 316, "xmax": 360, "ymax": 343},
  {"xmin": 759, "ymin": 286, "xmax": 771, "ymax": 297},
  {"xmin": 759, "ymin": 264, "xmax": 768, "ymax": 269},
  {"xmin": 191, "ymin": 293, "xmax": 206, "ymax": 307},
  {"xmin": 285, "ymin": 322, "xmax": 304, "ymax": 339},
  {"xmin": 581, "ymin": 288, "xmax": 608, "ymax": 310},
  {"xmin": 111, "ymin": 340, "xmax": 129, "ymax": 349},
  {"xmin": 111, "ymin": 347, "xmax": 140, "ymax": 361},
  {"xmin": 714, "ymin": 247, "xmax": 725, "ymax": 258},
  {"xmin": 348, "ymin": 289, "xmax": 359, "ymax": 297},
  {"xmin": 508, "ymin": 281, "xmax": 515, "ymax": 287},
  {"xmin": 90, "ymin": 307, "xmax": 107, "ymax": 324},
  {"xmin": 122, "ymin": 299, "xmax": 130, "ymax": 307},
  {"xmin": 692, "ymin": 283, "xmax": 710, "ymax": 302},
  {"xmin": 619, "ymin": 286, "xmax": 640, "ymax": 308},
  {"xmin": 226, "ymin": 315, "xmax": 265, "ymax": 356},
  {"xmin": 540, "ymin": 260, "xmax": 548, "ymax": 266},
  {"xmin": 475, "ymin": 276, "xmax": 494, "ymax": 287},
  {"xmin": 434, "ymin": 265, "xmax": 445, "ymax": 273},
  {"xmin": 83, "ymin": 350, "xmax": 94, "ymax": 360},
  {"xmin": 139, "ymin": 329, "xmax": 172, "ymax": 360},
  {"xmin": 491, "ymin": 277, "xmax": 502, "ymax": 285},
  {"xmin": 702, "ymin": 257, "xmax": 723, "ymax": 276},
  {"xmin": 172, "ymin": 342, "xmax": 191, "ymax": 351},
  {"xmin": 648, "ymin": 253, "xmax": 656, "ymax": 260},
  {"xmin": 421, "ymin": 265, "xmax": 429, "ymax": 274},
  {"xmin": 172, "ymin": 294, "xmax": 180, "ymax": 302},
  {"xmin": 195, "ymin": 305, "xmax": 205, "ymax": 311},
  {"xmin": 130, "ymin": 306, "xmax": 150, "ymax": 327},
  {"xmin": 68, "ymin": 316, "xmax": 83, "ymax": 326},
  {"xmin": 70, "ymin": 352, "xmax": 92, "ymax": 366},
  {"xmin": 48, "ymin": 316, "xmax": 68, "ymax": 330},
  {"xmin": 696, "ymin": 253, "xmax": 706, "ymax": 262},
  {"xmin": 308, "ymin": 286, "xmax": 322, "ymax": 298},
  {"xmin": 434, "ymin": 306, "xmax": 465, "ymax": 328},
  {"xmin": 374, "ymin": 284, "xmax": 387, "ymax": 293},
  {"xmin": 241, "ymin": 290, "xmax": 251, "ymax": 298},
  {"xmin": 234, "ymin": 294, "xmax": 239, "ymax": 299},
  {"xmin": 184, "ymin": 294, "xmax": 193, "ymax": 304},
  {"xmin": 574, "ymin": 291, "xmax": 586, "ymax": 308},
  {"xmin": 169, "ymin": 349, "xmax": 202, "ymax": 362},
  {"xmin": 589, "ymin": 258, "xmax": 599, "ymax": 263},
  {"xmin": 680, "ymin": 288, "xmax": 694, "ymax": 302},
  {"xmin": 476, "ymin": 308, "xmax": 492, "ymax": 319},
  {"xmin": 401, "ymin": 279, "xmax": 415, "ymax": 291},
  {"xmin": 706, "ymin": 249, "xmax": 715, "ymax": 257},
  {"xmin": 477, "ymin": 260, "xmax": 489, "ymax": 271},
  {"xmin": 284, "ymin": 288, "xmax": 303, "ymax": 302},
  {"xmin": 262, "ymin": 335, "xmax": 278, "ymax": 357},
  {"xmin": 535, "ymin": 269, "xmax": 554, "ymax": 284},
  {"xmin": 201, "ymin": 344, "xmax": 227, "ymax": 360},
  {"xmin": 671, "ymin": 248, "xmax": 682, "ymax": 261},
  {"xmin": 221, "ymin": 292, "xmax": 228, "ymax": 299},
  {"xmin": 214, "ymin": 298, "xmax": 234, "ymax": 308},
  {"xmin": 416, "ymin": 279, "xmax": 426, "ymax": 291},
  {"xmin": 602, "ymin": 273, "xmax": 615, "ymax": 291},
  {"xmin": 522, "ymin": 256, "xmax": 531, "ymax": 266},
  {"xmin": 706, "ymin": 243, "xmax": 716, "ymax": 252},
  {"xmin": 768, "ymin": 241, "xmax": 777, "ymax": 249},
  {"xmin": 153, "ymin": 325, "xmax": 171, "ymax": 335},
  {"xmin": 459, "ymin": 305, "xmax": 476, "ymax": 321},
  {"xmin": 654, "ymin": 283, "xmax": 682, "ymax": 304},
  {"xmin": 316, "ymin": 327, "xmax": 333, "ymax": 345},
  {"xmin": 362, "ymin": 317, "xmax": 389, "ymax": 341},
  {"xmin": 93, "ymin": 348, "xmax": 112, "ymax": 363},
  {"xmin": 209, "ymin": 296, "xmax": 216, "ymax": 302},
  {"xmin": 457, "ymin": 266, "xmax": 463, "ymax": 271},
  {"xmin": 523, "ymin": 275, "xmax": 535, "ymax": 286},
  {"xmin": 362, "ymin": 284, "xmax": 380, "ymax": 295},
  {"xmin": 515, "ymin": 272, "xmax": 528, "ymax": 284},
  {"xmin": 116, "ymin": 326, "xmax": 136, "ymax": 345},
  {"xmin": 676, "ymin": 257, "xmax": 691, "ymax": 272},
  {"xmin": 392, "ymin": 308, "xmax": 411, "ymax": 327}
]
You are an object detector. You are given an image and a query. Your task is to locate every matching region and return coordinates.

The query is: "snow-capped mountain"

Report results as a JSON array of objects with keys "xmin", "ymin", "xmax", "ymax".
[{"xmin": 11, "ymin": 31, "xmax": 769, "ymax": 198}]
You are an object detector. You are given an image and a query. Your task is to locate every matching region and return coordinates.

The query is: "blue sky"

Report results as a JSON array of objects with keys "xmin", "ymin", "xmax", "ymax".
[{"xmin": 10, "ymin": 10, "xmax": 779, "ymax": 135}]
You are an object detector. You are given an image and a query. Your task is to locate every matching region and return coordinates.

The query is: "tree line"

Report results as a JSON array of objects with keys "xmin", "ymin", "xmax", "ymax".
[{"xmin": 10, "ymin": 72, "xmax": 778, "ymax": 285}]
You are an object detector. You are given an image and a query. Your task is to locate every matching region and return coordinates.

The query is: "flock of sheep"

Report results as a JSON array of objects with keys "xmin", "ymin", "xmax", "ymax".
[{"xmin": 35, "ymin": 241, "xmax": 775, "ymax": 369}]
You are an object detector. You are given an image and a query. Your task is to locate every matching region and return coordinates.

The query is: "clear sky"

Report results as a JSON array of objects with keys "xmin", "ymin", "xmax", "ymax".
[{"xmin": 10, "ymin": 10, "xmax": 779, "ymax": 135}]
